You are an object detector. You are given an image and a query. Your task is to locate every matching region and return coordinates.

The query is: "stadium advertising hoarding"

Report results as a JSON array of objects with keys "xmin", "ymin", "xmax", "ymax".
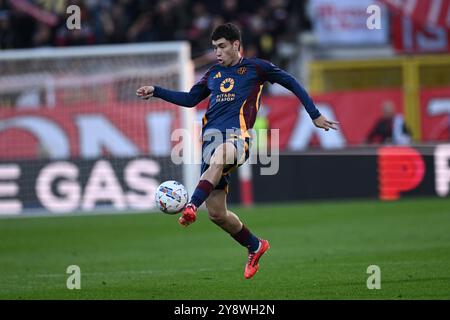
[
  {"xmin": 0, "ymin": 157, "xmax": 182, "ymax": 216},
  {"xmin": 383, "ymin": 0, "xmax": 450, "ymax": 54},
  {"xmin": 0, "ymin": 103, "xmax": 182, "ymax": 160},
  {"xmin": 261, "ymin": 89, "xmax": 404, "ymax": 149},
  {"xmin": 1, "ymin": 89, "xmax": 450, "ymax": 215},
  {"xmin": 380, "ymin": 0, "xmax": 450, "ymax": 30},
  {"xmin": 1, "ymin": 89, "xmax": 449, "ymax": 162},
  {"xmin": 250, "ymin": 145, "xmax": 449, "ymax": 203},
  {"xmin": 0, "ymin": 145, "xmax": 449, "ymax": 216},
  {"xmin": 390, "ymin": 13, "xmax": 450, "ymax": 54},
  {"xmin": 309, "ymin": 0, "xmax": 389, "ymax": 46},
  {"xmin": 420, "ymin": 87, "xmax": 450, "ymax": 141}
]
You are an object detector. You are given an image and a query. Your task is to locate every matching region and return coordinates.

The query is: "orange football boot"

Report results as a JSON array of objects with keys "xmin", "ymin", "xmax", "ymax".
[
  {"xmin": 178, "ymin": 203, "xmax": 197, "ymax": 227},
  {"xmin": 244, "ymin": 239, "xmax": 270, "ymax": 279}
]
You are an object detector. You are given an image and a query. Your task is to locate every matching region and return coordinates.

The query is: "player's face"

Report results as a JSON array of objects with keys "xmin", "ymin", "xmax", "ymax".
[{"xmin": 212, "ymin": 38, "xmax": 240, "ymax": 66}]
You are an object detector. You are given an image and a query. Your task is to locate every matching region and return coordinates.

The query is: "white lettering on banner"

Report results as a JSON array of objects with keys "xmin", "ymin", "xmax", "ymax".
[
  {"xmin": 146, "ymin": 112, "xmax": 173, "ymax": 156},
  {"xmin": 427, "ymin": 0, "xmax": 443, "ymax": 26},
  {"xmin": 0, "ymin": 116, "xmax": 69, "ymax": 159},
  {"xmin": 0, "ymin": 164, "xmax": 22, "ymax": 215},
  {"xmin": 417, "ymin": 26, "xmax": 448, "ymax": 51},
  {"xmin": 401, "ymin": 17, "xmax": 448, "ymax": 53},
  {"xmin": 404, "ymin": 0, "xmax": 418, "ymax": 16},
  {"xmin": 402, "ymin": 17, "xmax": 414, "ymax": 51},
  {"xmin": 427, "ymin": 98, "xmax": 450, "ymax": 140},
  {"xmin": 36, "ymin": 162, "xmax": 80, "ymax": 213},
  {"xmin": 81, "ymin": 160, "xmax": 126, "ymax": 210},
  {"xmin": 34, "ymin": 159, "xmax": 160, "ymax": 213},
  {"xmin": 310, "ymin": 0, "xmax": 388, "ymax": 45},
  {"xmin": 287, "ymin": 104, "xmax": 346, "ymax": 150},
  {"xmin": 434, "ymin": 144, "xmax": 450, "ymax": 197},
  {"xmin": 428, "ymin": 98, "xmax": 450, "ymax": 116},
  {"xmin": 125, "ymin": 159, "xmax": 160, "ymax": 209},
  {"xmin": 76, "ymin": 115, "xmax": 139, "ymax": 158},
  {"xmin": 447, "ymin": 7, "xmax": 450, "ymax": 27}
]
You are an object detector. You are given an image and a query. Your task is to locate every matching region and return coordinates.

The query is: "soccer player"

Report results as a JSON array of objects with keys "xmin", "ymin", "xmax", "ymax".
[{"xmin": 136, "ymin": 23, "xmax": 338, "ymax": 279}]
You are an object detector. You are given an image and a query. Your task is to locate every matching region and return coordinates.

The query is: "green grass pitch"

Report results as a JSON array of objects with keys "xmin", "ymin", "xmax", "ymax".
[{"xmin": 1, "ymin": 198, "xmax": 449, "ymax": 299}]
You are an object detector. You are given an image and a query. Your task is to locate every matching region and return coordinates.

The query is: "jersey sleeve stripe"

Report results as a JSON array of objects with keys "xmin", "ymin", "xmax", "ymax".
[
  {"xmin": 239, "ymin": 98, "xmax": 248, "ymax": 134},
  {"xmin": 239, "ymin": 84, "xmax": 264, "ymax": 137}
]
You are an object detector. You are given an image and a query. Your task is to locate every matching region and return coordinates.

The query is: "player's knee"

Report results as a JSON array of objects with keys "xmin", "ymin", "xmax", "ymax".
[
  {"xmin": 208, "ymin": 209, "xmax": 227, "ymax": 225},
  {"xmin": 210, "ymin": 144, "xmax": 235, "ymax": 166},
  {"xmin": 224, "ymin": 152, "xmax": 235, "ymax": 166},
  {"xmin": 207, "ymin": 161, "xmax": 223, "ymax": 173},
  {"xmin": 210, "ymin": 150, "xmax": 226, "ymax": 166},
  {"xmin": 205, "ymin": 190, "xmax": 228, "ymax": 226},
  {"xmin": 206, "ymin": 201, "xmax": 227, "ymax": 225},
  {"xmin": 203, "ymin": 162, "xmax": 223, "ymax": 184},
  {"xmin": 224, "ymin": 143, "xmax": 237, "ymax": 165}
]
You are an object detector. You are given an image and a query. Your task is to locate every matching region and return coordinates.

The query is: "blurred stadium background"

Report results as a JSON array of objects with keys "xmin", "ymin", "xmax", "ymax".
[{"xmin": 0, "ymin": 0, "xmax": 450, "ymax": 299}]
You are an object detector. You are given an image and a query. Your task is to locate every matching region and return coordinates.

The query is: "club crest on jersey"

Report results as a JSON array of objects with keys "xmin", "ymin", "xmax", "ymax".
[
  {"xmin": 220, "ymin": 78, "xmax": 234, "ymax": 93},
  {"xmin": 213, "ymin": 72, "xmax": 222, "ymax": 79},
  {"xmin": 237, "ymin": 67, "xmax": 247, "ymax": 75}
]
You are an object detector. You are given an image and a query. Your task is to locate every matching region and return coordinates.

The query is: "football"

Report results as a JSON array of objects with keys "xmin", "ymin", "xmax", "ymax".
[{"xmin": 155, "ymin": 180, "xmax": 188, "ymax": 214}]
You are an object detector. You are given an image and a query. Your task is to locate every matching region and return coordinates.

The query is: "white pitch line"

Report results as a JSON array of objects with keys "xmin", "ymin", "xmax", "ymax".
[{"xmin": 2, "ymin": 267, "xmax": 234, "ymax": 280}]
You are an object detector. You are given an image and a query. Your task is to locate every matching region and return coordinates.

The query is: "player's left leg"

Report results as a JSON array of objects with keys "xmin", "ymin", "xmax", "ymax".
[
  {"xmin": 206, "ymin": 189, "xmax": 270, "ymax": 279},
  {"xmin": 205, "ymin": 189, "xmax": 243, "ymax": 234}
]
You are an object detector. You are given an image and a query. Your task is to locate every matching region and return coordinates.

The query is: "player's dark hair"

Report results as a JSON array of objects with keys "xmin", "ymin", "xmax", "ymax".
[{"xmin": 211, "ymin": 23, "xmax": 241, "ymax": 44}]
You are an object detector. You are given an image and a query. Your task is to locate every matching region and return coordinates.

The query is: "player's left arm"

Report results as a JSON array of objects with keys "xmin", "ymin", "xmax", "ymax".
[{"xmin": 255, "ymin": 59, "xmax": 339, "ymax": 131}]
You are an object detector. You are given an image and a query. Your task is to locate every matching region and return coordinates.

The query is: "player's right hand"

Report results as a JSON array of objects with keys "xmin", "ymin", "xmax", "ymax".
[{"xmin": 136, "ymin": 86, "xmax": 154, "ymax": 100}]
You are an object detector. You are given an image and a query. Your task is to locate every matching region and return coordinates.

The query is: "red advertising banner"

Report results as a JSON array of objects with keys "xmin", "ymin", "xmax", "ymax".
[
  {"xmin": 0, "ymin": 102, "xmax": 181, "ymax": 160},
  {"xmin": 390, "ymin": 12, "xmax": 450, "ymax": 54},
  {"xmin": 420, "ymin": 87, "xmax": 450, "ymax": 141},
  {"xmin": 380, "ymin": 0, "xmax": 450, "ymax": 30},
  {"xmin": 2, "ymin": 87, "xmax": 450, "ymax": 161},
  {"xmin": 262, "ymin": 89, "xmax": 403, "ymax": 150},
  {"xmin": 384, "ymin": 0, "xmax": 450, "ymax": 54}
]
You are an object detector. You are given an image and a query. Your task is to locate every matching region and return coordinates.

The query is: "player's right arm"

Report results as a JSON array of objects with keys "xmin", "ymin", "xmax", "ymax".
[{"xmin": 136, "ymin": 72, "xmax": 211, "ymax": 108}]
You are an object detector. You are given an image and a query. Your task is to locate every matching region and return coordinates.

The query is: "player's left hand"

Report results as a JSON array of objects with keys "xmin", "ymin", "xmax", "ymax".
[
  {"xmin": 313, "ymin": 115, "xmax": 339, "ymax": 131},
  {"xmin": 136, "ymin": 86, "xmax": 154, "ymax": 100}
]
